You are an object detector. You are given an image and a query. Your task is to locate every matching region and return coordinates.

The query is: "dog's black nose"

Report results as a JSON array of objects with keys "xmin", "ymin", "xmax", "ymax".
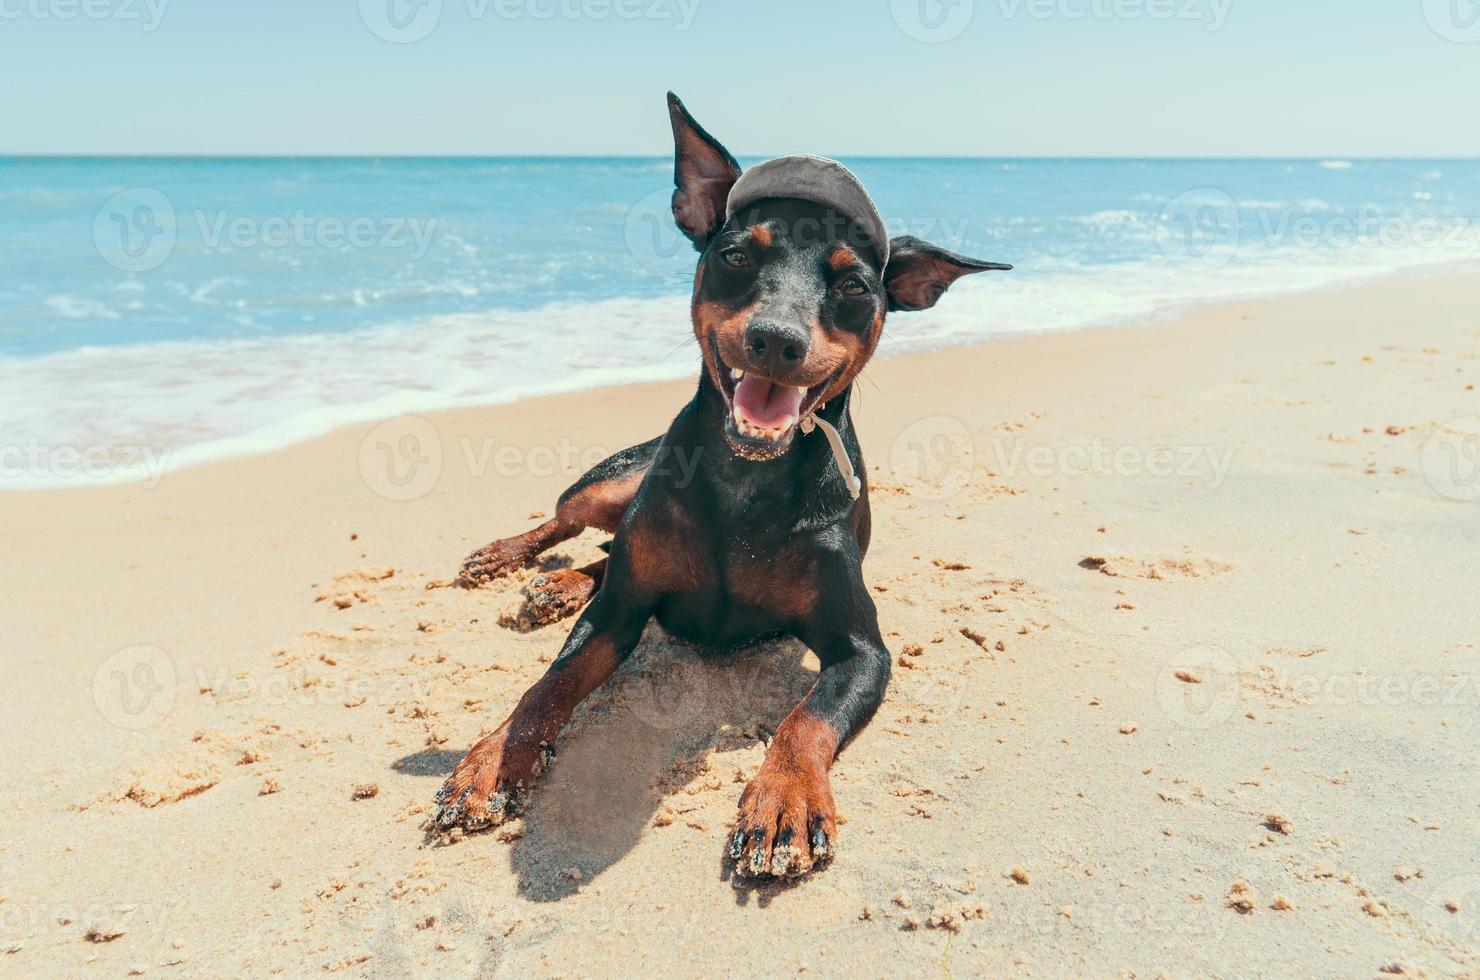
[{"xmin": 743, "ymin": 319, "xmax": 809, "ymax": 376}]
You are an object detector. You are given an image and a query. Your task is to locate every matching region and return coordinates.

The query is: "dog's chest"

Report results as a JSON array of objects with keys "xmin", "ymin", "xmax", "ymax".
[{"xmin": 649, "ymin": 532, "xmax": 821, "ymax": 647}]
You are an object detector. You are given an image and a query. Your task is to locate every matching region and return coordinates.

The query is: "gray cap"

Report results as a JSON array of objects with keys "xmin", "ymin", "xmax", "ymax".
[{"xmin": 725, "ymin": 155, "xmax": 890, "ymax": 266}]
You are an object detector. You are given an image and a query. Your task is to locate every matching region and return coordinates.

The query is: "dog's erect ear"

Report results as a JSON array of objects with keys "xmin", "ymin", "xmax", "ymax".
[
  {"xmin": 883, "ymin": 236, "xmax": 1013, "ymax": 312},
  {"xmin": 667, "ymin": 92, "xmax": 741, "ymax": 249}
]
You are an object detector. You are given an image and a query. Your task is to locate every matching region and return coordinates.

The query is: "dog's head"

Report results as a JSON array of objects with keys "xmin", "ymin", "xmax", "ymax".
[{"xmin": 666, "ymin": 92, "xmax": 1011, "ymax": 461}]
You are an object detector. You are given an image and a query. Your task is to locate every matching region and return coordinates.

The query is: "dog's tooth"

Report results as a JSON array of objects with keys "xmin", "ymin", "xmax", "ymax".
[{"xmin": 732, "ymin": 368, "xmax": 744, "ymax": 381}]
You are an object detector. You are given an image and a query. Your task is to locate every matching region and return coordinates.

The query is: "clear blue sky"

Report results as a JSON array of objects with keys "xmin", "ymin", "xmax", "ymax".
[{"xmin": 2, "ymin": 0, "xmax": 1476, "ymax": 156}]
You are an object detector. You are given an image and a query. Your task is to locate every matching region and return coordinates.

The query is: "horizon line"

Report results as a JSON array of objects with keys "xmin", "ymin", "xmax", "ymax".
[{"xmin": 5, "ymin": 153, "xmax": 1479, "ymax": 162}]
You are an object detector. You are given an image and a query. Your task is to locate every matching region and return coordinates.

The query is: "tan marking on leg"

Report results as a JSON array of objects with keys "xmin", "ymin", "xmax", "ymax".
[
  {"xmin": 558, "ymin": 470, "xmax": 644, "ymax": 533},
  {"xmin": 459, "ymin": 516, "xmax": 583, "ymax": 586},
  {"xmin": 732, "ymin": 706, "xmax": 841, "ymax": 877},
  {"xmin": 435, "ymin": 633, "xmax": 622, "ymax": 830},
  {"xmin": 766, "ymin": 704, "xmax": 843, "ymax": 776}
]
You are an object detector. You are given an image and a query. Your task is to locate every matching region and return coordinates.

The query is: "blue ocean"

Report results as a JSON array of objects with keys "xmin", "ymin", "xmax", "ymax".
[{"xmin": 3, "ymin": 157, "xmax": 1478, "ymax": 488}]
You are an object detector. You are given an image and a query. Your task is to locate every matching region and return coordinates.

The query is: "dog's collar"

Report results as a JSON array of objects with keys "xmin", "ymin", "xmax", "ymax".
[{"xmin": 799, "ymin": 410, "xmax": 861, "ymax": 501}]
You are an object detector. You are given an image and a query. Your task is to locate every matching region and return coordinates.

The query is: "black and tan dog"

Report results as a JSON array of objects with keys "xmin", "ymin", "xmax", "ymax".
[{"xmin": 434, "ymin": 93, "xmax": 1010, "ymax": 878}]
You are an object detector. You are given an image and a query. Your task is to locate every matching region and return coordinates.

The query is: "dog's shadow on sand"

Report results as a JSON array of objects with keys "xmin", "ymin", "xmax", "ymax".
[{"xmin": 395, "ymin": 626, "xmax": 818, "ymax": 902}]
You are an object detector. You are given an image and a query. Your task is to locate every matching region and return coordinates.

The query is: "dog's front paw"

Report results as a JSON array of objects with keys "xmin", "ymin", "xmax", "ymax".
[
  {"xmin": 517, "ymin": 568, "xmax": 598, "ymax": 627},
  {"xmin": 730, "ymin": 767, "xmax": 837, "ymax": 878},
  {"xmin": 432, "ymin": 724, "xmax": 552, "ymax": 832},
  {"xmin": 457, "ymin": 539, "xmax": 530, "ymax": 587}
]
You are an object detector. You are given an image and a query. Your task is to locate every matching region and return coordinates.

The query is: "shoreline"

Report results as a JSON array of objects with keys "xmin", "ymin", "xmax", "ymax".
[{"xmin": 7, "ymin": 253, "xmax": 1479, "ymax": 495}]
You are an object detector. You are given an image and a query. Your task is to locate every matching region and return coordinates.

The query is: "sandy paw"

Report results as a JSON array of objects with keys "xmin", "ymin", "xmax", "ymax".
[
  {"xmin": 729, "ymin": 769, "xmax": 836, "ymax": 879},
  {"xmin": 431, "ymin": 725, "xmax": 552, "ymax": 833},
  {"xmin": 504, "ymin": 568, "xmax": 597, "ymax": 630},
  {"xmin": 457, "ymin": 539, "xmax": 533, "ymax": 587}
]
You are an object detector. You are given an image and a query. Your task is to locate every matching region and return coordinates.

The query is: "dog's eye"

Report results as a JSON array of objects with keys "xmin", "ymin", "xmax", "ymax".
[
  {"xmin": 721, "ymin": 248, "xmax": 749, "ymax": 269},
  {"xmin": 840, "ymin": 278, "xmax": 868, "ymax": 297}
]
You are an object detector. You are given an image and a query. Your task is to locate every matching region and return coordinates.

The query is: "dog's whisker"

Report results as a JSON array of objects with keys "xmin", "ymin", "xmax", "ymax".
[
  {"xmin": 658, "ymin": 333, "xmax": 701, "ymax": 362},
  {"xmin": 856, "ymin": 366, "xmax": 884, "ymax": 397}
]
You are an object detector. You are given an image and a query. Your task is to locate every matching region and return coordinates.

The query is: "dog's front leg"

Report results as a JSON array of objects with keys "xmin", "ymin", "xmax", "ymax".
[
  {"xmin": 732, "ymin": 573, "xmax": 891, "ymax": 878},
  {"xmin": 434, "ymin": 588, "xmax": 649, "ymax": 831}
]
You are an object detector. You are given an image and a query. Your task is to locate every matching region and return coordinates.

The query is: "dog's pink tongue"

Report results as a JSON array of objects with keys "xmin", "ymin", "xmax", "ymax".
[{"xmin": 733, "ymin": 374, "xmax": 805, "ymax": 430}]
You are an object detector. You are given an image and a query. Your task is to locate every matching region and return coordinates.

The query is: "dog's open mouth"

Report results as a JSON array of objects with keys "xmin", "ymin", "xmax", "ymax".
[{"xmin": 713, "ymin": 347, "xmax": 831, "ymax": 461}]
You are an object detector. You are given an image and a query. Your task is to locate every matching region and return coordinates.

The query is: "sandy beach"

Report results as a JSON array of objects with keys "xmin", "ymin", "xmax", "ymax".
[{"xmin": 2, "ymin": 272, "xmax": 1477, "ymax": 977}]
